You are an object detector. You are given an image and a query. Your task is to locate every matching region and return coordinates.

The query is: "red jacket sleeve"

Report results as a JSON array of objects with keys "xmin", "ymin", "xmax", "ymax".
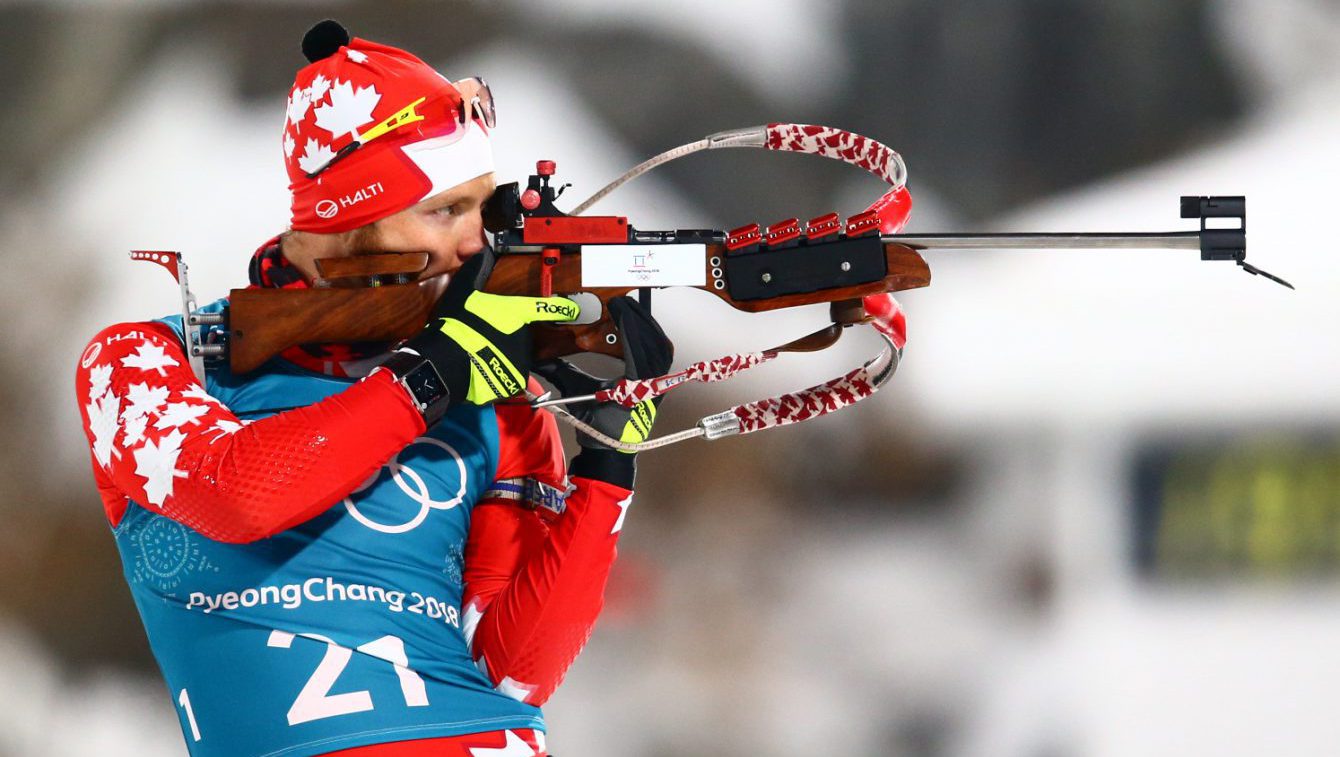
[
  {"xmin": 75, "ymin": 321, "xmax": 425, "ymax": 542},
  {"xmin": 462, "ymin": 400, "xmax": 631, "ymax": 706}
]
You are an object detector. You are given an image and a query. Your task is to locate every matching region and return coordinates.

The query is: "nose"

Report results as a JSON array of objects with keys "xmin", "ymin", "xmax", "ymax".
[
  {"xmin": 457, "ymin": 232, "xmax": 486, "ymax": 259},
  {"xmin": 455, "ymin": 212, "xmax": 488, "ymax": 260}
]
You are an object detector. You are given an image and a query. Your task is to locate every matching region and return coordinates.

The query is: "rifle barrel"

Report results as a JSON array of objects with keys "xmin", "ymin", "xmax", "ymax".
[{"xmin": 886, "ymin": 232, "xmax": 1202, "ymax": 251}]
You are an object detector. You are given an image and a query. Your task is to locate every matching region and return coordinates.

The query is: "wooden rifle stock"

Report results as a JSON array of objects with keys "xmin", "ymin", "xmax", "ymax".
[
  {"xmin": 226, "ymin": 253, "xmax": 435, "ymax": 373},
  {"xmin": 223, "ymin": 244, "xmax": 931, "ymax": 373}
]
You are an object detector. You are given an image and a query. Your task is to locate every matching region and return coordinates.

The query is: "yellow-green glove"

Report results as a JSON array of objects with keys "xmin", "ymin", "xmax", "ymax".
[{"xmin": 399, "ymin": 249, "xmax": 578, "ymax": 407}]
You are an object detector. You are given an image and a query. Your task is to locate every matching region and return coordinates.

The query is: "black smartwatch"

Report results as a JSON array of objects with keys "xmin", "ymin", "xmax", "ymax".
[{"xmin": 379, "ymin": 350, "xmax": 451, "ymax": 426}]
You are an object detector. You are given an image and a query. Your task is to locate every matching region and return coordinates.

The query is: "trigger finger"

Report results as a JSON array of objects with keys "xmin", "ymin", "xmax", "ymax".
[{"xmin": 531, "ymin": 296, "xmax": 580, "ymax": 323}]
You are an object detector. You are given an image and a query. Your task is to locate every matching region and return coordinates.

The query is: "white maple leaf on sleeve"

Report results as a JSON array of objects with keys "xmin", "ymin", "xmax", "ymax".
[
  {"xmin": 313, "ymin": 80, "xmax": 380, "ymax": 140},
  {"xmin": 154, "ymin": 401, "xmax": 210, "ymax": 430},
  {"xmin": 205, "ymin": 418, "xmax": 245, "ymax": 444},
  {"xmin": 123, "ymin": 382, "xmax": 170, "ymax": 420},
  {"xmin": 181, "ymin": 384, "xmax": 223, "ymax": 406},
  {"xmin": 285, "ymin": 87, "xmax": 311, "ymax": 127},
  {"xmin": 345, "ymin": 49, "xmax": 368, "ymax": 64},
  {"xmin": 86, "ymin": 389, "xmax": 122, "ymax": 468},
  {"xmin": 122, "ymin": 414, "xmax": 149, "ymax": 447},
  {"xmin": 283, "ymin": 131, "xmax": 296, "ymax": 158},
  {"xmin": 121, "ymin": 339, "xmax": 179, "ymax": 376},
  {"xmin": 87, "ymin": 363, "xmax": 113, "ymax": 401},
  {"xmin": 297, "ymin": 138, "xmax": 336, "ymax": 175},
  {"xmin": 133, "ymin": 429, "xmax": 188, "ymax": 506},
  {"xmin": 306, "ymin": 73, "xmax": 332, "ymax": 104}
]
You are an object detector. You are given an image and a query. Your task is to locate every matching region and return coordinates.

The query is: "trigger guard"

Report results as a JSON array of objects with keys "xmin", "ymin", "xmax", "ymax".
[{"xmin": 561, "ymin": 292, "xmax": 604, "ymax": 325}]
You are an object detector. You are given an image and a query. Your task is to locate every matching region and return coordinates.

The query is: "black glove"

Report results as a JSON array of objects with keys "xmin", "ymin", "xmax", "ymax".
[{"xmin": 535, "ymin": 296, "xmax": 673, "ymax": 488}]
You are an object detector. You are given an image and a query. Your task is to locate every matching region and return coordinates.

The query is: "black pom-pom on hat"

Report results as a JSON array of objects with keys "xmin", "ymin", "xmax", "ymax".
[{"xmin": 302, "ymin": 19, "xmax": 351, "ymax": 63}]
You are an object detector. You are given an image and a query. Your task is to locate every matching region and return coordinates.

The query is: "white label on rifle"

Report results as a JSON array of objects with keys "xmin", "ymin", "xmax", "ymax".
[{"xmin": 580, "ymin": 244, "xmax": 707, "ymax": 287}]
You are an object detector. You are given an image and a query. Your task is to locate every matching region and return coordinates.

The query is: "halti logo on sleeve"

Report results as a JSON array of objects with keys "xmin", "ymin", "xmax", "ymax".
[{"xmin": 80, "ymin": 341, "xmax": 103, "ymax": 369}]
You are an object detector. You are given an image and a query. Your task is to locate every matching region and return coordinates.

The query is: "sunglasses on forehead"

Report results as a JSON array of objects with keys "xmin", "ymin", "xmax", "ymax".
[
  {"xmin": 305, "ymin": 77, "xmax": 495, "ymax": 179},
  {"xmin": 455, "ymin": 77, "xmax": 496, "ymax": 128}
]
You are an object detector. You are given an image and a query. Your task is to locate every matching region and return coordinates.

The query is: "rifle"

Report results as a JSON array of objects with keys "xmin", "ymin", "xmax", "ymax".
[{"xmin": 133, "ymin": 124, "xmax": 1290, "ymax": 449}]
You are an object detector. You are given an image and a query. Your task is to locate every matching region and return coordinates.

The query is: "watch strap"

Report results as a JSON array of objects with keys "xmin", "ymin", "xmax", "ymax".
[{"xmin": 482, "ymin": 477, "xmax": 568, "ymax": 519}]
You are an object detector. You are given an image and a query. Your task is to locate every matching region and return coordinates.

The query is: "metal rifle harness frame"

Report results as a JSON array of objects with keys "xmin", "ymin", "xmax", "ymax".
[
  {"xmin": 482, "ymin": 123, "xmax": 1290, "ymax": 451},
  {"xmin": 131, "ymin": 123, "xmax": 1291, "ymax": 450}
]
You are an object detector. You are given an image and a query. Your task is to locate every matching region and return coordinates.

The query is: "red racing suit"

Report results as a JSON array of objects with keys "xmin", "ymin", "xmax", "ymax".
[{"xmin": 76, "ymin": 269, "xmax": 632, "ymax": 755}]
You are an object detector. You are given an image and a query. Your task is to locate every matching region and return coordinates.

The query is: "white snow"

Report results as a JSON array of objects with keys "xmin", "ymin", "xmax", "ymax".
[{"xmin": 897, "ymin": 78, "xmax": 1340, "ymax": 430}]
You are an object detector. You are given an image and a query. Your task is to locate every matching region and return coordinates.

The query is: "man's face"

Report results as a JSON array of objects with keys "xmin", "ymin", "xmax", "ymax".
[{"xmin": 348, "ymin": 172, "xmax": 497, "ymax": 301}]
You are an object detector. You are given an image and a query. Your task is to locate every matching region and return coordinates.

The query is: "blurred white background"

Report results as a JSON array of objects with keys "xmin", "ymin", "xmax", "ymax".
[{"xmin": 1, "ymin": 1, "xmax": 1337, "ymax": 755}]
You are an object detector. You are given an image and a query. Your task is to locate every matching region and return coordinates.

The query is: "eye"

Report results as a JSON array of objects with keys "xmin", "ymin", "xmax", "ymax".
[{"xmin": 434, "ymin": 204, "xmax": 460, "ymax": 217}]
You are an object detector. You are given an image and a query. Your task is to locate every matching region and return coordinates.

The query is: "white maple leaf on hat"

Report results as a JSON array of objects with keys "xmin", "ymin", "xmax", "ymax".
[
  {"xmin": 286, "ymin": 87, "xmax": 312, "ymax": 127},
  {"xmin": 86, "ymin": 389, "xmax": 122, "ymax": 468},
  {"xmin": 307, "ymin": 73, "xmax": 333, "ymax": 104},
  {"xmin": 122, "ymin": 414, "xmax": 149, "ymax": 448},
  {"xmin": 123, "ymin": 382, "xmax": 170, "ymax": 421},
  {"xmin": 346, "ymin": 49, "xmax": 368, "ymax": 64},
  {"xmin": 297, "ymin": 138, "xmax": 336, "ymax": 175},
  {"xmin": 283, "ymin": 131, "xmax": 296, "ymax": 158},
  {"xmin": 181, "ymin": 384, "xmax": 223, "ymax": 406},
  {"xmin": 314, "ymin": 79, "xmax": 380, "ymax": 140},
  {"xmin": 155, "ymin": 401, "xmax": 210, "ymax": 430},
  {"xmin": 133, "ymin": 428, "xmax": 187, "ymax": 506},
  {"xmin": 122, "ymin": 339, "xmax": 179, "ymax": 376},
  {"xmin": 87, "ymin": 363, "xmax": 112, "ymax": 401}
]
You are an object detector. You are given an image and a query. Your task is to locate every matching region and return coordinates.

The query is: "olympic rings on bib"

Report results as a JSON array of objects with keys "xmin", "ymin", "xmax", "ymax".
[{"xmin": 343, "ymin": 437, "xmax": 468, "ymax": 534}]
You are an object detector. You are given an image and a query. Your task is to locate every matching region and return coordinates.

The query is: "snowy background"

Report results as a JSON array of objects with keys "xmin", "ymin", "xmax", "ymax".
[{"xmin": 1, "ymin": 0, "xmax": 1337, "ymax": 755}]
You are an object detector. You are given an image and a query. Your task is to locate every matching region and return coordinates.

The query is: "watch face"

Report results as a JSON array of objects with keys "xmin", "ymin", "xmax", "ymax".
[
  {"xmin": 405, "ymin": 360, "xmax": 447, "ymax": 407},
  {"xmin": 383, "ymin": 353, "xmax": 449, "ymax": 422},
  {"xmin": 407, "ymin": 367, "xmax": 444, "ymax": 401}
]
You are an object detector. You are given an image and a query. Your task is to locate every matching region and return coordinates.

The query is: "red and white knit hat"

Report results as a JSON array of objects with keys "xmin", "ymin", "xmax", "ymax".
[{"xmin": 282, "ymin": 20, "xmax": 494, "ymax": 233}]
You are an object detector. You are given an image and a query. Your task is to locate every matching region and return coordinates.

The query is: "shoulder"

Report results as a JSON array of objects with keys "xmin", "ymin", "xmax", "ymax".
[
  {"xmin": 75, "ymin": 320, "xmax": 201, "ymax": 449},
  {"xmin": 77, "ymin": 321, "xmax": 186, "ymax": 383}
]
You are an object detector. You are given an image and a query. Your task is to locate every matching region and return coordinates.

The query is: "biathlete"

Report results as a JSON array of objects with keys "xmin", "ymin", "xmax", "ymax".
[{"xmin": 75, "ymin": 19, "xmax": 668, "ymax": 757}]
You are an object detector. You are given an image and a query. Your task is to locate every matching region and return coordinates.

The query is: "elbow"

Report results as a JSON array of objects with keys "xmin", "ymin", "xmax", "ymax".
[
  {"xmin": 469, "ymin": 632, "xmax": 583, "ymax": 708},
  {"xmin": 209, "ymin": 499, "xmax": 316, "ymax": 543},
  {"xmin": 189, "ymin": 514, "xmax": 278, "ymax": 545},
  {"xmin": 170, "ymin": 463, "xmax": 346, "ymax": 544},
  {"xmin": 464, "ymin": 603, "xmax": 552, "ymax": 707},
  {"xmin": 171, "ymin": 496, "xmax": 294, "ymax": 544},
  {"xmin": 208, "ymin": 525, "xmax": 272, "ymax": 545},
  {"xmin": 480, "ymin": 656, "xmax": 550, "ymax": 707}
]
